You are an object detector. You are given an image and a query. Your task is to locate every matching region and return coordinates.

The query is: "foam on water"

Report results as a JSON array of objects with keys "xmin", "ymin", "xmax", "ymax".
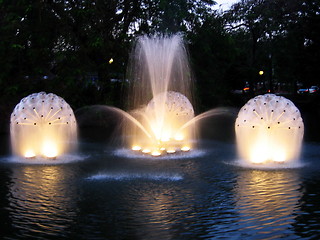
[
  {"xmin": 1, "ymin": 154, "xmax": 88, "ymax": 165},
  {"xmin": 86, "ymin": 172, "xmax": 183, "ymax": 181},
  {"xmin": 113, "ymin": 148, "xmax": 206, "ymax": 160},
  {"xmin": 228, "ymin": 159, "xmax": 307, "ymax": 169}
]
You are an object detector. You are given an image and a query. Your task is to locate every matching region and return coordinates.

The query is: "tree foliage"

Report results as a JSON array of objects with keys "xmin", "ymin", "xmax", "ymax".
[
  {"xmin": 225, "ymin": 0, "xmax": 320, "ymax": 93},
  {"xmin": 0, "ymin": 0, "xmax": 320, "ymax": 116}
]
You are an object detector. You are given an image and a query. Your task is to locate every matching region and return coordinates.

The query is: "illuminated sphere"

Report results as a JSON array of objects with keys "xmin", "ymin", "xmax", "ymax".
[
  {"xmin": 146, "ymin": 91, "xmax": 194, "ymax": 120},
  {"xmin": 235, "ymin": 94, "xmax": 304, "ymax": 163},
  {"xmin": 10, "ymin": 92, "xmax": 77, "ymax": 158}
]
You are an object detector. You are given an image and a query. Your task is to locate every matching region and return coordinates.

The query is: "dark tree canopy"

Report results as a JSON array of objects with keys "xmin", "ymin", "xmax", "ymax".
[{"xmin": 0, "ymin": 0, "xmax": 320, "ymax": 118}]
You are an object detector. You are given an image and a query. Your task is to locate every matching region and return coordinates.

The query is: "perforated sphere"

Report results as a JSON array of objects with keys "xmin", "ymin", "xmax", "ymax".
[
  {"xmin": 10, "ymin": 92, "xmax": 77, "ymax": 157},
  {"xmin": 11, "ymin": 92, "xmax": 76, "ymax": 126},
  {"xmin": 146, "ymin": 91, "xmax": 194, "ymax": 119},
  {"xmin": 235, "ymin": 94, "xmax": 303, "ymax": 130},
  {"xmin": 235, "ymin": 94, "xmax": 304, "ymax": 163}
]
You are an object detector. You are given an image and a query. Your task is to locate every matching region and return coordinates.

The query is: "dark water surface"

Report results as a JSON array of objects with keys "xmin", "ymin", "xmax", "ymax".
[{"xmin": 1, "ymin": 140, "xmax": 320, "ymax": 240}]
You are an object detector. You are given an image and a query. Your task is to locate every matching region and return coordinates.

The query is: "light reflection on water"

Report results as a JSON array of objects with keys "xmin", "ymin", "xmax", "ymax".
[
  {"xmin": 6, "ymin": 165, "xmax": 80, "ymax": 239},
  {"xmin": 234, "ymin": 169, "xmax": 302, "ymax": 238},
  {"xmin": 0, "ymin": 141, "xmax": 320, "ymax": 239}
]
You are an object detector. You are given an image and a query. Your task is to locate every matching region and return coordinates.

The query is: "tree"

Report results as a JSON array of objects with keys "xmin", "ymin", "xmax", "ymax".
[
  {"xmin": 224, "ymin": 0, "xmax": 316, "ymax": 94},
  {"xmin": 189, "ymin": 14, "xmax": 238, "ymax": 110}
]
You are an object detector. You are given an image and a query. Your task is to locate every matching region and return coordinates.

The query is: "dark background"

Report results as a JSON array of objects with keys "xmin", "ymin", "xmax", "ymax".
[{"xmin": 1, "ymin": 0, "xmax": 320, "ymax": 140}]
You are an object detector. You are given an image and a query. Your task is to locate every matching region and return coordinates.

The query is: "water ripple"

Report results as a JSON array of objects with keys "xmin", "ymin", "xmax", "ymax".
[
  {"xmin": 1, "ymin": 141, "xmax": 320, "ymax": 239},
  {"xmin": 229, "ymin": 159, "xmax": 307, "ymax": 169},
  {"xmin": 86, "ymin": 172, "xmax": 183, "ymax": 181},
  {"xmin": 1, "ymin": 154, "xmax": 88, "ymax": 165},
  {"xmin": 113, "ymin": 148, "xmax": 206, "ymax": 160}
]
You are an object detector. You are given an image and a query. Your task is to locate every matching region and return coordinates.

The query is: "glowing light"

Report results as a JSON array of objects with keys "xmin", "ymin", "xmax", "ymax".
[
  {"xmin": 166, "ymin": 149, "xmax": 176, "ymax": 154},
  {"xmin": 142, "ymin": 149, "xmax": 151, "ymax": 153},
  {"xmin": 181, "ymin": 146, "xmax": 190, "ymax": 152},
  {"xmin": 174, "ymin": 134, "xmax": 184, "ymax": 141},
  {"xmin": 126, "ymin": 36, "xmax": 196, "ymax": 156},
  {"xmin": 160, "ymin": 131, "xmax": 171, "ymax": 142},
  {"xmin": 42, "ymin": 141, "xmax": 58, "ymax": 159},
  {"xmin": 235, "ymin": 94, "xmax": 304, "ymax": 165},
  {"xmin": 131, "ymin": 91, "xmax": 194, "ymax": 154},
  {"xmin": 250, "ymin": 141, "xmax": 289, "ymax": 164},
  {"xmin": 161, "ymin": 137, "xmax": 170, "ymax": 142},
  {"xmin": 132, "ymin": 145, "xmax": 141, "ymax": 151},
  {"xmin": 250, "ymin": 144, "xmax": 268, "ymax": 164},
  {"xmin": 109, "ymin": 58, "xmax": 113, "ymax": 64},
  {"xmin": 25, "ymin": 150, "xmax": 36, "ymax": 159},
  {"xmin": 151, "ymin": 150, "xmax": 161, "ymax": 156},
  {"xmin": 10, "ymin": 92, "xmax": 77, "ymax": 160},
  {"xmin": 272, "ymin": 150, "xmax": 286, "ymax": 163},
  {"xmin": 259, "ymin": 70, "xmax": 264, "ymax": 75}
]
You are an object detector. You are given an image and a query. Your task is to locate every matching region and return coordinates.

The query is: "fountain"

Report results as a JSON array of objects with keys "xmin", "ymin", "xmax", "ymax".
[
  {"xmin": 108, "ymin": 34, "xmax": 234, "ymax": 157},
  {"xmin": 73, "ymin": 34, "xmax": 232, "ymax": 157},
  {"xmin": 235, "ymin": 94, "xmax": 304, "ymax": 166},
  {"xmin": 123, "ymin": 34, "xmax": 196, "ymax": 156},
  {"xmin": 10, "ymin": 92, "xmax": 77, "ymax": 159}
]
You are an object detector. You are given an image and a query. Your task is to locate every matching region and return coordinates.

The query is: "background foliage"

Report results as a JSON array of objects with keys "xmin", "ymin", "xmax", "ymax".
[{"xmin": 1, "ymin": 0, "xmax": 319, "ymax": 118}]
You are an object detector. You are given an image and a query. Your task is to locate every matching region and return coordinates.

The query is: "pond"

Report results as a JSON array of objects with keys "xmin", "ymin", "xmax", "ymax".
[{"xmin": 0, "ymin": 138, "xmax": 320, "ymax": 239}]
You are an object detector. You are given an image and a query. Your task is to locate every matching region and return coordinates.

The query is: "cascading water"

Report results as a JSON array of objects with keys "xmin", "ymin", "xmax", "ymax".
[
  {"xmin": 125, "ymin": 34, "xmax": 196, "ymax": 156},
  {"xmin": 10, "ymin": 92, "xmax": 77, "ymax": 159},
  {"xmin": 106, "ymin": 34, "xmax": 234, "ymax": 157},
  {"xmin": 235, "ymin": 94, "xmax": 304, "ymax": 165}
]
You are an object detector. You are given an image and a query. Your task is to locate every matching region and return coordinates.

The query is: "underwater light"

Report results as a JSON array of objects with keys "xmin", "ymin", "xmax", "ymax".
[
  {"xmin": 142, "ymin": 149, "xmax": 151, "ymax": 154},
  {"xmin": 174, "ymin": 134, "xmax": 184, "ymax": 141},
  {"xmin": 42, "ymin": 141, "xmax": 58, "ymax": 159},
  {"xmin": 166, "ymin": 149, "xmax": 176, "ymax": 154},
  {"xmin": 25, "ymin": 150, "xmax": 36, "ymax": 159},
  {"xmin": 132, "ymin": 145, "xmax": 142, "ymax": 151},
  {"xmin": 181, "ymin": 146, "xmax": 190, "ymax": 152},
  {"xmin": 151, "ymin": 150, "xmax": 161, "ymax": 157}
]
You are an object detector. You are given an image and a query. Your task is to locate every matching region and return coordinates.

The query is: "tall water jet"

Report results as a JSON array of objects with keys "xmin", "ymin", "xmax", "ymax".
[
  {"xmin": 10, "ymin": 92, "xmax": 77, "ymax": 159},
  {"xmin": 235, "ymin": 94, "xmax": 304, "ymax": 165},
  {"xmin": 126, "ymin": 34, "xmax": 195, "ymax": 156}
]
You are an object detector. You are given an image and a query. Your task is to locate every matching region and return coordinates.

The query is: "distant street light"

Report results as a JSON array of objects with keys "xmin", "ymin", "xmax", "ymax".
[
  {"xmin": 109, "ymin": 58, "xmax": 114, "ymax": 64},
  {"xmin": 258, "ymin": 70, "xmax": 265, "ymax": 92}
]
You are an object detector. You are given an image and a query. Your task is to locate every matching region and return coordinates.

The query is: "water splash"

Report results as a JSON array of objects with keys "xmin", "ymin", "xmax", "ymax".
[
  {"xmin": 235, "ymin": 94, "xmax": 304, "ymax": 166},
  {"xmin": 124, "ymin": 34, "xmax": 196, "ymax": 156},
  {"xmin": 230, "ymin": 159, "xmax": 307, "ymax": 169},
  {"xmin": 97, "ymin": 34, "xmax": 235, "ymax": 157},
  {"xmin": 113, "ymin": 147, "xmax": 206, "ymax": 160},
  {"xmin": 86, "ymin": 172, "xmax": 183, "ymax": 181},
  {"xmin": 2, "ymin": 154, "xmax": 88, "ymax": 165},
  {"xmin": 10, "ymin": 92, "xmax": 77, "ymax": 159}
]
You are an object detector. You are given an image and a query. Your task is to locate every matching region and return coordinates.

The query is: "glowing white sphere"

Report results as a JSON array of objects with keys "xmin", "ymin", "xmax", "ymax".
[
  {"xmin": 10, "ymin": 92, "xmax": 77, "ymax": 158},
  {"xmin": 235, "ymin": 94, "xmax": 304, "ymax": 164},
  {"xmin": 146, "ymin": 91, "xmax": 194, "ymax": 119}
]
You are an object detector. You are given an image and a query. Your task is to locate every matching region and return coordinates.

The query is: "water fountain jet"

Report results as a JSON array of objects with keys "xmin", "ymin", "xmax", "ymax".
[
  {"xmin": 112, "ymin": 34, "xmax": 236, "ymax": 157},
  {"xmin": 10, "ymin": 92, "xmax": 77, "ymax": 160},
  {"xmin": 124, "ymin": 34, "xmax": 196, "ymax": 156},
  {"xmin": 235, "ymin": 94, "xmax": 304, "ymax": 166}
]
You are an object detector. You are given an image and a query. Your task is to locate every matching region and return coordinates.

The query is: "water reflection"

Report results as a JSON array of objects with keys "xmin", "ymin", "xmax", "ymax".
[
  {"xmin": 293, "ymin": 174, "xmax": 320, "ymax": 238},
  {"xmin": 1, "ymin": 140, "xmax": 320, "ymax": 239},
  {"xmin": 235, "ymin": 169, "xmax": 302, "ymax": 238},
  {"xmin": 126, "ymin": 183, "xmax": 182, "ymax": 239},
  {"xmin": 78, "ymin": 158, "xmax": 199, "ymax": 239},
  {"xmin": 7, "ymin": 164, "xmax": 80, "ymax": 238}
]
